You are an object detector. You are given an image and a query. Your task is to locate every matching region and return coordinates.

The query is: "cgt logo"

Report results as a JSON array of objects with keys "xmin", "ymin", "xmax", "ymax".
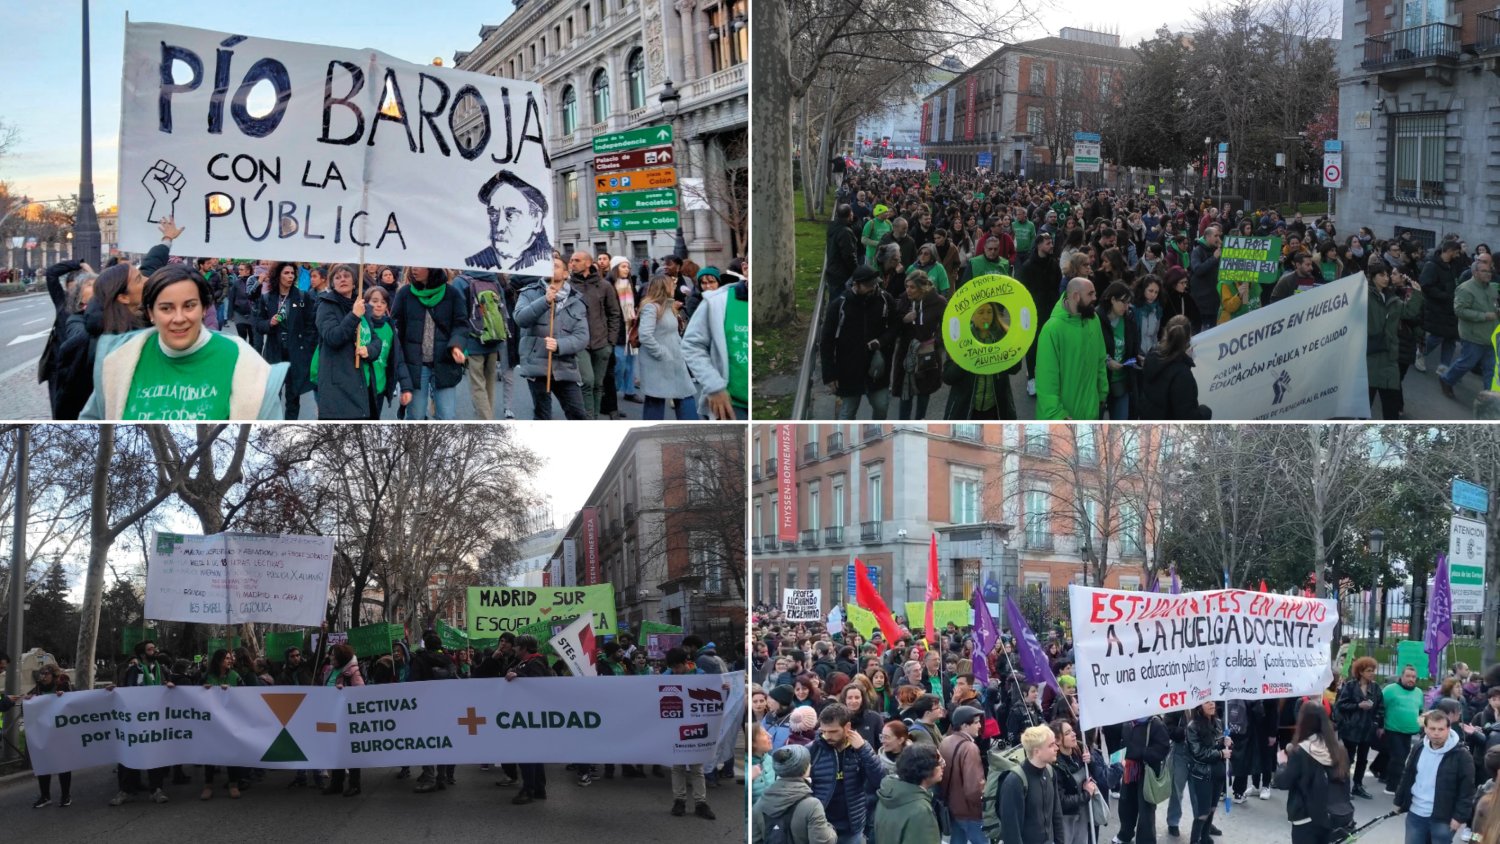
[
  {"xmin": 1262, "ymin": 682, "xmax": 1292, "ymax": 694},
  {"xmin": 658, "ymin": 685, "xmax": 684, "ymax": 719},
  {"xmin": 687, "ymin": 687, "xmax": 724, "ymax": 717},
  {"xmin": 679, "ymin": 723, "xmax": 709, "ymax": 741}
]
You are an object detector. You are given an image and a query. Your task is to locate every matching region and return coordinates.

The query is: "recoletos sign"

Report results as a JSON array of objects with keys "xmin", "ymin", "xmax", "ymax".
[{"xmin": 118, "ymin": 21, "xmax": 555, "ymax": 275}]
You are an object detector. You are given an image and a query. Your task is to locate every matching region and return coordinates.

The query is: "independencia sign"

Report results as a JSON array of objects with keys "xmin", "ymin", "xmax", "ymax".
[
  {"xmin": 23, "ymin": 674, "xmax": 742, "ymax": 775},
  {"xmin": 118, "ymin": 22, "xmax": 555, "ymax": 276},
  {"xmin": 1068, "ymin": 585, "xmax": 1337, "ymax": 730}
]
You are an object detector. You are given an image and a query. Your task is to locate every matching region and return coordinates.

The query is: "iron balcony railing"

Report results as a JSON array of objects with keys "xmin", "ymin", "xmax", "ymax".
[
  {"xmin": 1478, "ymin": 10, "xmax": 1500, "ymax": 53},
  {"xmin": 1362, "ymin": 22, "xmax": 1460, "ymax": 70},
  {"xmin": 860, "ymin": 521, "xmax": 882, "ymax": 543},
  {"xmin": 824, "ymin": 525, "xmax": 845, "ymax": 546}
]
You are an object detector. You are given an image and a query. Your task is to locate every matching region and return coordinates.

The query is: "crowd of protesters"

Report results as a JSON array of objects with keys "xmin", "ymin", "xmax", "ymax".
[
  {"xmin": 6, "ymin": 631, "xmax": 738, "ymax": 819},
  {"xmin": 33, "ymin": 216, "xmax": 749, "ymax": 421},
  {"xmin": 748, "ymin": 601, "xmax": 1500, "ymax": 844},
  {"xmin": 819, "ymin": 167, "xmax": 1497, "ymax": 421}
]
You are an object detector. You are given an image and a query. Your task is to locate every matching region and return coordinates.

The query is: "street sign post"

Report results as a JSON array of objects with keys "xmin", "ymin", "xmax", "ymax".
[
  {"xmin": 592, "ymin": 145, "xmax": 675, "ymax": 173},
  {"xmin": 1072, "ymin": 131, "xmax": 1101, "ymax": 174},
  {"xmin": 1322, "ymin": 153, "xmax": 1343, "ymax": 188},
  {"xmin": 1454, "ymin": 478, "xmax": 1490, "ymax": 513},
  {"xmin": 596, "ymin": 211, "xmax": 680, "ymax": 232},
  {"xmin": 1449, "ymin": 515, "xmax": 1488, "ymax": 614},
  {"xmin": 597, "ymin": 188, "xmax": 678, "ymax": 213},
  {"xmin": 592, "ymin": 124, "xmax": 673, "ymax": 154},
  {"xmin": 594, "ymin": 167, "xmax": 677, "ymax": 193}
]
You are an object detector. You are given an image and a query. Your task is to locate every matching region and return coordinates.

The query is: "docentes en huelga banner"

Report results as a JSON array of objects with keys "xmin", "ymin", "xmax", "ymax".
[
  {"xmin": 1069, "ymin": 586, "xmax": 1337, "ymax": 730},
  {"xmin": 24, "ymin": 674, "xmax": 742, "ymax": 775},
  {"xmin": 1193, "ymin": 272, "xmax": 1369, "ymax": 420},
  {"xmin": 118, "ymin": 21, "xmax": 554, "ymax": 274}
]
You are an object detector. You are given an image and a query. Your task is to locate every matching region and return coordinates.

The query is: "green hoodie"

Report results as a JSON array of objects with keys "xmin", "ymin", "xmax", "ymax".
[
  {"xmin": 872, "ymin": 776, "xmax": 940, "ymax": 844},
  {"xmin": 1034, "ymin": 299, "xmax": 1108, "ymax": 420}
]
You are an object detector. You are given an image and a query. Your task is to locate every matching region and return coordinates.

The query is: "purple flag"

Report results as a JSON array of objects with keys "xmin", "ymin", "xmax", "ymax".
[
  {"xmin": 971, "ymin": 589, "xmax": 999, "ymax": 686},
  {"xmin": 1003, "ymin": 594, "xmax": 1061, "ymax": 696},
  {"xmin": 1424, "ymin": 554, "xmax": 1453, "ymax": 678},
  {"xmin": 1170, "ymin": 565, "xmax": 1180, "ymax": 595}
]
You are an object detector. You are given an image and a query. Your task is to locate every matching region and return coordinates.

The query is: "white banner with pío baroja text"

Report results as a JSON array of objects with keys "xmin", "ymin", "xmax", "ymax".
[
  {"xmin": 1193, "ymin": 272, "xmax": 1368, "ymax": 420},
  {"xmin": 1068, "ymin": 585, "xmax": 1337, "ymax": 731},
  {"xmin": 22, "ymin": 674, "xmax": 742, "ymax": 775},
  {"xmin": 119, "ymin": 22, "xmax": 554, "ymax": 275}
]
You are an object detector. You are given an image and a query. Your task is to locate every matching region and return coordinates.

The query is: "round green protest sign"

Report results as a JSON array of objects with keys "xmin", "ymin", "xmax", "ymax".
[{"xmin": 940, "ymin": 274, "xmax": 1038, "ymax": 374}]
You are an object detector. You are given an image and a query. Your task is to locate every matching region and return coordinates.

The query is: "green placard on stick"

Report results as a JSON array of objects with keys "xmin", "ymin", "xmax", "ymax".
[
  {"xmin": 436, "ymin": 619, "xmax": 469, "ymax": 651},
  {"xmin": 348, "ymin": 623, "xmax": 404, "ymax": 658},
  {"xmin": 1217, "ymin": 236, "xmax": 1283, "ymax": 287},
  {"xmin": 639, "ymin": 621, "xmax": 684, "ymax": 636},
  {"xmin": 264, "ymin": 630, "xmax": 307, "ymax": 658}
]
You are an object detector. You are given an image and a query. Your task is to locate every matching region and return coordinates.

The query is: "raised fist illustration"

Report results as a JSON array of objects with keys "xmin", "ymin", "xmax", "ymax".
[
  {"xmin": 1271, "ymin": 369, "xmax": 1292, "ymax": 405},
  {"xmin": 142, "ymin": 160, "xmax": 185, "ymax": 223}
]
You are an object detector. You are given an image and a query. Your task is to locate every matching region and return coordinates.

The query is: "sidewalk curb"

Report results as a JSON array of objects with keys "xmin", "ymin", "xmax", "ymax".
[{"xmin": 0, "ymin": 768, "xmax": 34, "ymax": 787}]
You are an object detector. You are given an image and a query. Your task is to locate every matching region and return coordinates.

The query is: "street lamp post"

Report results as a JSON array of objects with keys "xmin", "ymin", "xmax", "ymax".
[
  {"xmin": 657, "ymin": 80, "xmax": 686, "ymax": 260},
  {"xmin": 1368, "ymin": 528, "xmax": 1385, "ymax": 653},
  {"xmin": 74, "ymin": 0, "xmax": 101, "ymax": 268}
]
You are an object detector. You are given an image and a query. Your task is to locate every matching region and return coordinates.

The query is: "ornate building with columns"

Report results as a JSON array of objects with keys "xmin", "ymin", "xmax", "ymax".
[{"xmin": 454, "ymin": 0, "xmax": 747, "ymax": 269}]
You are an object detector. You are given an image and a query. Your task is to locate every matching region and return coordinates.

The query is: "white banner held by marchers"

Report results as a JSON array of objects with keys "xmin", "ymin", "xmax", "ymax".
[
  {"xmin": 1192, "ymin": 272, "xmax": 1368, "ymax": 420},
  {"xmin": 119, "ymin": 22, "xmax": 554, "ymax": 275},
  {"xmin": 548, "ymin": 613, "xmax": 596, "ymax": 677},
  {"xmin": 24, "ymin": 675, "xmax": 738, "ymax": 775},
  {"xmin": 782, "ymin": 588, "xmax": 821, "ymax": 622},
  {"xmin": 144, "ymin": 530, "xmax": 333, "ymax": 626},
  {"xmin": 1068, "ymin": 585, "xmax": 1338, "ymax": 731}
]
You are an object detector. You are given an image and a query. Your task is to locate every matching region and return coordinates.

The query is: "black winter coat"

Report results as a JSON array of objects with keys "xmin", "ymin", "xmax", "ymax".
[
  {"xmin": 314, "ymin": 290, "xmax": 382, "ymax": 420},
  {"xmin": 1420, "ymin": 256, "xmax": 1460, "ymax": 339},
  {"xmin": 890, "ymin": 292, "xmax": 946, "ymax": 400},
  {"xmin": 1335, "ymin": 679, "xmax": 1385, "ymax": 745},
  {"xmin": 1100, "ymin": 310, "xmax": 1141, "ymax": 395},
  {"xmin": 824, "ymin": 220, "xmax": 860, "ymax": 293},
  {"xmin": 1015, "ymin": 249, "xmax": 1062, "ymax": 330},
  {"xmin": 1394, "ymin": 737, "xmax": 1475, "ymax": 825},
  {"xmin": 820, "ymin": 288, "xmax": 898, "ymax": 397},
  {"xmin": 391, "ymin": 282, "xmax": 470, "ymax": 390},
  {"xmin": 1188, "ymin": 241, "xmax": 1222, "ymax": 320},
  {"xmin": 1122, "ymin": 716, "xmax": 1171, "ymax": 773},
  {"xmin": 228, "ymin": 274, "xmax": 260, "ymax": 319},
  {"xmin": 256, "ymin": 286, "xmax": 318, "ymax": 396},
  {"xmin": 1272, "ymin": 741, "xmax": 1344, "ymax": 828},
  {"xmin": 1137, "ymin": 351, "xmax": 1209, "ymax": 420},
  {"xmin": 1185, "ymin": 715, "xmax": 1227, "ymax": 781}
]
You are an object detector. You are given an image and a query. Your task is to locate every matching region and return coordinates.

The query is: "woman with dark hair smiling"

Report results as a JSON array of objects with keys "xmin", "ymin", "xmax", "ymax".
[{"xmin": 81, "ymin": 264, "xmax": 286, "ymax": 420}]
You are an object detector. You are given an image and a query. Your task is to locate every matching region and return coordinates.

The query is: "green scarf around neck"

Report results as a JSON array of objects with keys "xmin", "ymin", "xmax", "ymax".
[{"xmin": 410, "ymin": 282, "xmax": 446, "ymax": 307}]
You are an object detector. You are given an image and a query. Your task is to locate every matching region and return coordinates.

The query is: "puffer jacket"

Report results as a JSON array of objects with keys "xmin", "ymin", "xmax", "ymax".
[
  {"xmin": 807, "ymin": 737, "xmax": 884, "ymax": 834},
  {"xmin": 513, "ymin": 279, "xmax": 589, "ymax": 382},
  {"xmin": 1335, "ymin": 679, "xmax": 1385, "ymax": 745}
]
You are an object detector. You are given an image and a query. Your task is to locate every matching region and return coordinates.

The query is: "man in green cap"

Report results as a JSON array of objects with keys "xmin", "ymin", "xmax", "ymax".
[{"xmin": 862, "ymin": 204, "xmax": 893, "ymax": 266}]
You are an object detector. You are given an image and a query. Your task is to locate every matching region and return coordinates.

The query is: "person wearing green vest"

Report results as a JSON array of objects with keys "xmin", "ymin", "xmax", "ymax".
[
  {"xmin": 200, "ymin": 649, "xmax": 246, "ymax": 800},
  {"xmin": 81, "ymin": 264, "xmax": 288, "ymax": 420},
  {"xmin": 1380, "ymin": 664, "xmax": 1423, "ymax": 795},
  {"xmin": 682, "ymin": 278, "xmax": 749, "ymax": 419},
  {"xmin": 1012, "ymin": 214, "xmax": 1037, "ymax": 256},
  {"xmin": 957, "ymin": 237, "xmax": 1011, "ymax": 290},
  {"xmin": 361, "ymin": 286, "xmax": 412, "ymax": 419},
  {"xmin": 862, "ymin": 204, "xmax": 893, "ymax": 266},
  {"xmin": 1034, "ymin": 278, "xmax": 1108, "ymax": 420}
]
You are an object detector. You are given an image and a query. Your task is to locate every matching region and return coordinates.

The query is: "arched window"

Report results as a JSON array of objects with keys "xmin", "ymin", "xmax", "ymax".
[
  {"xmin": 591, "ymin": 69, "xmax": 610, "ymax": 123},
  {"xmin": 560, "ymin": 85, "xmax": 578, "ymax": 134},
  {"xmin": 626, "ymin": 49, "xmax": 646, "ymax": 110}
]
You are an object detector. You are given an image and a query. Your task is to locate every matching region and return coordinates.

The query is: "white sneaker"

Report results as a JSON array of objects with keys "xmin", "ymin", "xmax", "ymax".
[
  {"xmin": 108, "ymin": 791, "xmax": 132, "ymax": 806},
  {"xmin": 1414, "ymin": 356, "xmax": 1427, "ymax": 373},
  {"xmin": 1233, "ymin": 792, "xmax": 1247, "ymax": 804},
  {"xmin": 1436, "ymin": 364, "xmax": 1449, "ymax": 378},
  {"xmin": 1259, "ymin": 786, "xmax": 1271, "ymax": 800},
  {"xmin": 1026, "ymin": 378, "xmax": 1037, "ymax": 397},
  {"xmin": 151, "ymin": 789, "xmax": 169, "ymax": 804}
]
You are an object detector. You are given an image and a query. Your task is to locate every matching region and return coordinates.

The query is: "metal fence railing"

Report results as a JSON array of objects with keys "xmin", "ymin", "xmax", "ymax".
[{"xmin": 1362, "ymin": 22, "xmax": 1461, "ymax": 70}]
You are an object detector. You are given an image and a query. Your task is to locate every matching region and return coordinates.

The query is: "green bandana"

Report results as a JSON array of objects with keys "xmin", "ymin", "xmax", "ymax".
[{"xmin": 410, "ymin": 282, "xmax": 447, "ymax": 307}]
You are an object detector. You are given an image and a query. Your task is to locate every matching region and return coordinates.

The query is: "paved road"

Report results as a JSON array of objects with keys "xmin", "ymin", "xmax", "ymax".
[
  {"xmin": 1130, "ymin": 774, "xmax": 1408, "ymax": 844},
  {"xmin": 3, "ymin": 762, "xmax": 746, "ymax": 843},
  {"xmin": 0, "ymin": 293, "xmax": 650, "ymax": 421},
  {"xmin": 807, "ymin": 346, "xmax": 1486, "ymax": 421}
]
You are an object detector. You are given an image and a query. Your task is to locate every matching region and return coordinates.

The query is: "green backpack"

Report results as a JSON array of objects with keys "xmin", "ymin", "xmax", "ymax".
[{"xmin": 981, "ymin": 743, "xmax": 1030, "ymax": 841}]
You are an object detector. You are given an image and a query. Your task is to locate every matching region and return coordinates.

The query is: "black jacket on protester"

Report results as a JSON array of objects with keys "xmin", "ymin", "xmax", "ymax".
[
  {"xmin": 1122, "ymin": 716, "xmax": 1171, "ymax": 772},
  {"xmin": 820, "ymin": 287, "xmax": 898, "ymax": 397},
  {"xmin": 41, "ymin": 259, "xmax": 95, "ymax": 419},
  {"xmin": 510, "ymin": 652, "xmax": 555, "ymax": 678},
  {"xmin": 1188, "ymin": 240, "xmax": 1222, "ymax": 321},
  {"xmin": 1136, "ymin": 350, "xmax": 1210, "ymax": 420},
  {"xmin": 408, "ymin": 648, "xmax": 456, "ymax": 681},
  {"xmin": 391, "ymin": 278, "xmax": 470, "ymax": 390},
  {"xmin": 1335, "ymin": 680, "xmax": 1385, "ymax": 745},
  {"xmin": 256, "ymin": 285, "xmax": 319, "ymax": 397},
  {"xmin": 314, "ymin": 289, "xmax": 382, "ymax": 420},
  {"xmin": 997, "ymin": 759, "xmax": 1065, "ymax": 844},
  {"xmin": 1015, "ymin": 247, "xmax": 1062, "ymax": 330},
  {"xmin": 824, "ymin": 219, "xmax": 860, "ymax": 293},
  {"xmin": 1420, "ymin": 255, "xmax": 1460, "ymax": 340},
  {"xmin": 1394, "ymin": 734, "xmax": 1475, "ymax": 826},
  {"xmin": 1272, "ymin": 740, "xmax": 1346, "ymax": 829},
  {"xmin": 1185, "ymin": 714, "xmax": 1227, "ymax": 781}
]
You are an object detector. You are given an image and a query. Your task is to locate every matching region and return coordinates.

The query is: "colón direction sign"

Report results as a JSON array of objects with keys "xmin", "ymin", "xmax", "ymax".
[
  {"xmin": 597, "ymin": 211, "xmax": 681, "ymax": 232},
  {"xmin": 592, "ymin": 124, "xmax": 673, "ymax": 154},
  {"xmin": 595, "ymin": 167, "xmax": 677, "ymax": 193},
  {"xmin": 597, "ymin": 188, "xmax": 677, "ymax": 213},
  {"xmin": 593, "ymin": 145, "xmax": 675, "ymax": 173}
]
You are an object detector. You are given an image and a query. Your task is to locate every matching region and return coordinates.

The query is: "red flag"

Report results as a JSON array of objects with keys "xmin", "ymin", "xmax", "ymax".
[
  {"xmin": 924, "ymin": 534, "xmax": 940, "ymax": 644},
  {"xmin": 1259, "ymin": 579, "xmax": 1268, "ymax": 593},
  {"xmin": 855, "ymin": 558, "xmax": 907, "ymax": 645}
]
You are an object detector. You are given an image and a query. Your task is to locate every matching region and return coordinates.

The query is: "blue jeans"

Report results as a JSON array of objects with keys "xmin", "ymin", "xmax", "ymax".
[
  {"xmin": 407, "ymin": 366, "xmax": 456, "ymax": 420},
  {"xmin": 643, "ymin": 395, "xmax": 697, "ymax": 420},
  {"xmin": 836, "ymin": 388, "xmax": 890, "ymax": 420},
  {"xmin": 834, "ymin": 831, "xmax": 865, "ymax": 844},
  {"xmin": 1165, "ymin": 743, "xmax": 1191, "ymax": 827},
  {"xmin": 1425, "ymin": 333, "xmax": 1457, "ymax": 369},
  {"xmin": 1441, "ymin": 339, "xmax": 1495, "ymax": 387},
  {"xmin": 614, "ymin": 345, "xmax": 636, "ymax": 396},
  {"xmin": 1404, "ymin": 812, "xmax": 1456, "ymax": 844},
  {"xmin": 949, "ymin": 818, "xmax": 986, "ymax": 844},
  {"xmin": 1108, "ymin": 390, "xmax": 1130, "ymax": 420}
]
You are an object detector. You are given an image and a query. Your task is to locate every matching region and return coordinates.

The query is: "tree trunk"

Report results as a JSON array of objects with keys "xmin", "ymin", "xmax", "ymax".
[
  {"xmin": 1482, "ymin": 475, "xmax": 1500, "ymax": 668},
  {"xmin": 73, "ymin": 426, "xmax": 115, "ymax": 691},
  {"xmin": 752, "ymin": 0, "xmax": 795, "ymax": 326}
]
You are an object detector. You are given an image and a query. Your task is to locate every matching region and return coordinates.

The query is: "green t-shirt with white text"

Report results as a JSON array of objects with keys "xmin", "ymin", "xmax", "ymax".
[{"xmin": 123, "ymin": 331, "xmax": 239, "ymax": 420}]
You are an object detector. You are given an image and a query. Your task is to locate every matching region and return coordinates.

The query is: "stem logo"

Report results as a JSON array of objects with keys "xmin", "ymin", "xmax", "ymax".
[
  {"xmin": 658, "ymin": 685, "xmax": 684, "ymax": 719},
  {"xmin": 260, "ymin": 693, "xmax": 309, "ymax": 762},
  {"xmin": 687, "ymin": 687, "xmax": 724, "ymax": 717}
]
